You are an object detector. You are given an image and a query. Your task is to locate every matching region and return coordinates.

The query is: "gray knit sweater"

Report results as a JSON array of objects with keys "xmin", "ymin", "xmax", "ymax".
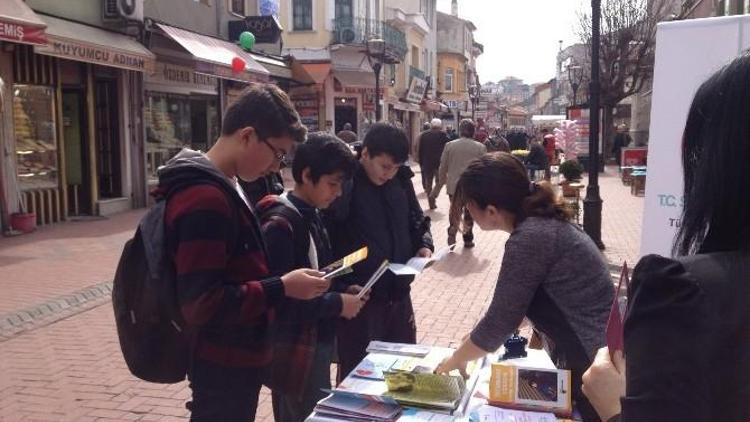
[{"xmin": 471, "ymin": 217, "xmax": 613, "ymax": 362}]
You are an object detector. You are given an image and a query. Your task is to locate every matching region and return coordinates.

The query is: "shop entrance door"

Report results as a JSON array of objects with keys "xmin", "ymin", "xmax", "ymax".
[
  {"xmin": 94, "ymin": 79, "xmax": 121, "ymax": 199},
  {"xmin": 335, "ymin": 99, "xmax": 357, "ymax": 133},
  {"xmin": 62, "ymin": 90, "xmax": 92, "ymax": 216}
]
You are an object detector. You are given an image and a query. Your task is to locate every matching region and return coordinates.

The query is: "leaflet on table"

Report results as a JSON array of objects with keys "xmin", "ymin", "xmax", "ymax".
[
  {"xmin": 313, "ymin": 393, "xmax": 402, "ymax": 421},
  {"xmin": 366, "ymin": 341, "xmax": 432, "ymax": 357},
  {"xmin": 384, "ymin": 371, "xmax": 467, "ymax": 411},
  {"xmin": 388, "ymin": 244, "xmax": 456, "ymax": 276},
  {"xmin": 488, "ymin": 363, "xmax": 572, "ymax": 417},
  {"xmin": 353, "ymin": 351, "xmax": 450, "ymax": 380},
  {"xmin": 399, "ymin": 407, "xmax": 457, "ymax": 421},
  {"xmin": 469, "ymin": 405, "xmax": 557, "ymax": 422},
  {"xmin": 322, "ymin": 247, "xmax": 368, "ymax": 279}
]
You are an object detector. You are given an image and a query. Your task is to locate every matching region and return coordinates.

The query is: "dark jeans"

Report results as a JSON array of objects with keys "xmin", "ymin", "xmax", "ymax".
[
  {"xmin": 420, "ymin": 165, "xmax": 438, "ymax": 196},
  {"xmin": 272, "ymin": 342, "xmax": 334, "ymax": 422},
  {"xmin": 336, "ymin": 296, "xmax": 417, "ymax": 383},
  {"xmin": 447, "ymin": 195, "xmax": 474, "ymax": 242},
  {"xmin": 186, "ymin": 360, "xmax": 264, "ymax": 421}
]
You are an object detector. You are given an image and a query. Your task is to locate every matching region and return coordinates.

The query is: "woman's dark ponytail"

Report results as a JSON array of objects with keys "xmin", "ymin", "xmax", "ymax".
[{"xmin": 521, "ymin": 181, "xmax": 572, "ymax": 222}]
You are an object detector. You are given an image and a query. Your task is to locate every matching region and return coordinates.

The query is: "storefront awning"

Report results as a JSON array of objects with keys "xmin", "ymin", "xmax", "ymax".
[
  {"xmin": 0, "ymin": 0, "xmax": 47, "ymax": 45},
  {"xmin": 157, "ymin": 23, "xmax": 269, "ymax": 81},
  {"xmin": 333, "ymin": 70, "xmax": 374, "ymax": 87},
  {"xmin": 297, "ymin": 63, "xmax": 331, "ymax": 85},
  {"xmin": 34, "ymin": 15, "xmax": 154, "ymax": 72},
  {"xmin": 251, "ymin": 53, "xmax": 292, "ymax": 80}
]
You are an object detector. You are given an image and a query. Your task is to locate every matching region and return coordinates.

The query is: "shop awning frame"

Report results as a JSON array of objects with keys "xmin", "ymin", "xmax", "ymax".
[
  {"xmin": 34, "ymin": 15, "xmax": 154, "ymax": 73},
  {"xmin": 0, "ymin": 0, "xmax": 47, "ymax": 45},
  {"xmin": 156, "ymin": 23, "xmax": 269, "ymax": 81}
]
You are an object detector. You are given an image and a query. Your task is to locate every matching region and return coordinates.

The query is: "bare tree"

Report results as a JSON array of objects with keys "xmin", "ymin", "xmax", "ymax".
[{"xmin": 578, "ymin": 0, "xmax": 672, "ymax": 159}]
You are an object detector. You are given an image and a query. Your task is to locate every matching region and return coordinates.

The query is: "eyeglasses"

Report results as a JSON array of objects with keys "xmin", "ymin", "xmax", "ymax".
[{"xmin": 261, "ymin": 138, "xmax": 287, "ymax": 163}]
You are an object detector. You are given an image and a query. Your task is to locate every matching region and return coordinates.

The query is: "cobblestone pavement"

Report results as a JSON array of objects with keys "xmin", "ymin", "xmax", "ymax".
[{"xmin": 0, "ymin": 165, "xmax": 641, "ymax": 421}]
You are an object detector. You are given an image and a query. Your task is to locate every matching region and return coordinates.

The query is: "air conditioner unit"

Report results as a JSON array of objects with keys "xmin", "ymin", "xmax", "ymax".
[
  {"xmin": 102, "ymin": 0, "xmax": 119, "ymax": 21},
  {"xmin": 338, "ymin": 26, "xmax": 357, "ymax": 44},
  {"xmin": 117, "ymin": 0, "xmax": 144, "ymax": 22}
]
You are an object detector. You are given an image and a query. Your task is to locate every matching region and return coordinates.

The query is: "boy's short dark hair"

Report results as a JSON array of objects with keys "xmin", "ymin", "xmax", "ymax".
[
  {"xmin": 221, "ymin": 84, "xmax": 307, "ymax": 143},
  {"xmin": 292, "ymin": 132, "xmax": 356, "ymax": 184},
  {"xmin": 362, "ymin": 123, "xmax": 409, "ymax": 163},
  {"xmin": 459, "ymin": 119, "xmax": 476, "ymax": 138}
]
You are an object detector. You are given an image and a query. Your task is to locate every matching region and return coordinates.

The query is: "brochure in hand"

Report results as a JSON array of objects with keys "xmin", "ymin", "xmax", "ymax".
[
  {"xmin": 388, "ymin": 244, "xmax": 456, "ymax": 276},
  {"xmin": 606, "ymin": 261, "xmax": 630, "ymax": 357},
  {"xmin": 321, "ymin": 247, "xmax": 368, "ymax": 280},
  {"xmin": 356, "ymin": 259, "xmax": 390, "ymax": 299}
]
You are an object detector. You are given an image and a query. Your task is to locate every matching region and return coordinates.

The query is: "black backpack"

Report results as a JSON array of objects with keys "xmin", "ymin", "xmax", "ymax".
[
  {"xmin": 112, "ymin": 194, "xmax": 190, "ymax": 383},
  {"xmin": 112, "ymin": 181, "xmax": 239, "ymax": 384}
]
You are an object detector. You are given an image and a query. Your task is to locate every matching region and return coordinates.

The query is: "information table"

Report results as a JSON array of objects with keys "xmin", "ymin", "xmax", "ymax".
[{"xmin": 308, "ymin": 344, "xmax": 560, "ymax": 421}]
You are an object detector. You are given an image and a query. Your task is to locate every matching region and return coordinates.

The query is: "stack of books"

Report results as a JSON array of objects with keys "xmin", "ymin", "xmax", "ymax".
[{"xmin": 307, "ymin": 392, "xmax": 402, "ymax": 422}]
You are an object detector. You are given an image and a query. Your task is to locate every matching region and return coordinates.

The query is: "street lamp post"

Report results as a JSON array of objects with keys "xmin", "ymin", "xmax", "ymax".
[
  {"xmin": 584, "ymin": 0, "xmax": 605, "ymax": 249},
  {"xmin": 365, "ymin": 38, "xmax": 386, "ymax": 121},
  {"xmin": 567, "ymin": 64, "xmax": 583, "ymax": 107},
  {"xmin": 469, "ymin": 84, "xmax": 478, "ymax": 120}
]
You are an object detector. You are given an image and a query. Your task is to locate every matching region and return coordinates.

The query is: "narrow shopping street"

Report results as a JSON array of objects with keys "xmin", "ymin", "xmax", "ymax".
[{"xmin": 0, "ymin": 166, "xmax": 641, "ymax": 421}]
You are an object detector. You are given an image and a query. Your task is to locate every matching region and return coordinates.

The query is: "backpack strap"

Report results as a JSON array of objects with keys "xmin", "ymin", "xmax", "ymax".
[{"xmin": 260, "ymin": 194, "xmax": 314, "ymax": 269}]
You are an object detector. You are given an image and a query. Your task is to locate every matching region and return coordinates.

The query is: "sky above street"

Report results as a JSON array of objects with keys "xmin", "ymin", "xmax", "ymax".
[{"xmin": 436, "ymin": 0, "xmax": 588, "ymax": 85}]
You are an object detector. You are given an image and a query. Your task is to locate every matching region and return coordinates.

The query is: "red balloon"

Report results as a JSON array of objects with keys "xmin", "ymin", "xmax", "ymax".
[{"xmin": 231, "ymin": 56, "xmax": 246, "ymax": 73}]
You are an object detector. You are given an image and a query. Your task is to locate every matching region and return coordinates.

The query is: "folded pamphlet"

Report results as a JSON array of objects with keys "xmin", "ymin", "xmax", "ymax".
[
  {"xmin": 488, "ymin": 363, "xmax": 572, "ymax": 417},
  {"xmin": 388, "ymin": 244, "xmax": 456, "ymax": 276},
  {"xmin": 322, "ymin": 247, "xmax": 368, "ymax": 280}
]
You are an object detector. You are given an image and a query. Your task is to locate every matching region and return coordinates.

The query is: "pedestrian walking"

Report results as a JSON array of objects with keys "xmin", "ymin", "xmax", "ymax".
[
  {"xmin": 611, "ymin": 124, "xmax": 632, "ymax": 166},
  {"xmin": 336, "ymin": 122, "xmax": 358, "ymax": 144},
  {"xmin": 436, "ymin": 153, "xmax": 613, "ymax": 422},
  {"xmin": 431, "ymin": 119, "xmax": 487, "ymax": 248},
  {"xmin": 416, "ymin": 118, "xmax": 450, "ymax": 209}
]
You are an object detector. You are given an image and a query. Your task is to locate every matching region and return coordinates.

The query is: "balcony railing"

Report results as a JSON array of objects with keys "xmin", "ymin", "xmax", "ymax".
[{"xmin": 331, "ymin": 17, "xmax": 407, "ymax": 62}]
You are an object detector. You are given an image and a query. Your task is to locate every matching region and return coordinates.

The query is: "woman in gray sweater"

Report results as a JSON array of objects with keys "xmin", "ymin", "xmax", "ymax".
[{"xmin": 436, "ymin": 153, "xmax": 613, "ymax": 422}]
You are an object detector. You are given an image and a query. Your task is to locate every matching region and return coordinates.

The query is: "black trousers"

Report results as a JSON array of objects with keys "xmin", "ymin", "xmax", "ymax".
[
  {"xmin": 336, "ymin": 296, "xmax": 417, "ymax": 383},
  {"xmin": 420, "ymin": 165, "xmax": 438, "ymax": 196},
  {"xmin": 187, "ymin": 360, "xmax": 264, "ymax": 421}
]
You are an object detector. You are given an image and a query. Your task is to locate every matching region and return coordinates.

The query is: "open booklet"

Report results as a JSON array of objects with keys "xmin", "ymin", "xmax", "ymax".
[
  {"xmin": 321, "ymin": 247, "xmax": 368, "ymax": 280},
  {"xmin": 388, "ymin": 244, "xmax": 456, "ymax": 276}
]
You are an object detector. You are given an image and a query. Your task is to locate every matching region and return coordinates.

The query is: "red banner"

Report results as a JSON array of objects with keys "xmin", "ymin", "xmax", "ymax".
[{"xmin": 0, "ymin": 21, "xmax": 47, "ymax": 45}]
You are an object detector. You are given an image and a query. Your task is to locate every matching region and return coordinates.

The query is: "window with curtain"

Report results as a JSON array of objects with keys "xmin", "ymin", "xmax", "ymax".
[
  {"xmin": 445, "ymin": 68, "xmax": 454, "ymax": 92},
  {"xmin": 293, "ymin": 0, "xmax": 313, "ymax": 30}
]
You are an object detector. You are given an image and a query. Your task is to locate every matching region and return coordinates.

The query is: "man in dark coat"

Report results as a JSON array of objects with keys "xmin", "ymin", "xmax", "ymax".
[{"xmin": 416, "ymin": 118, "xmax": 450, "ymax": 209}]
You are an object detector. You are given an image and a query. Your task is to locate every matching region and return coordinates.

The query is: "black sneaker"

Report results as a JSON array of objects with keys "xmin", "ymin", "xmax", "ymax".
[{"xmin": 463, "ymin": 235, "xmax": 475, "ymax": 248}]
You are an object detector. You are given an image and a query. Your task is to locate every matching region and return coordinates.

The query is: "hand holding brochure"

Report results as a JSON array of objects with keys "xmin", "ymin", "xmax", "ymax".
[
  {"xmin": 388, "ymin": 244, "xmax": 456, "ymax": 276},
  {"xmin": 322, "ymin": 247, "xmax": 368, "ymax": 280},
  {"xmin": 606, "ymin": 262, "xmax": 630, "ymax": 357}
]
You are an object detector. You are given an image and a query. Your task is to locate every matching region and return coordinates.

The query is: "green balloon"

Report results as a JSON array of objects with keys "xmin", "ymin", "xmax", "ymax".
[{"xmin": 239, "ymin": 31, "xmax": 255, "ymax": 51}]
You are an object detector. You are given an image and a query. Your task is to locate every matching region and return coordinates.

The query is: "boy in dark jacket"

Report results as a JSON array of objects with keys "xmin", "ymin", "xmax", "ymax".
[
  {"xmin": 326, "ymin": 123, "xmax": 435, "ymax": 381},
  {"xmin": 257, "ymin": 133, "xmax": 366, "ymax": 421},
  {"xmin": 157, "ymin": 84, "xmax": 330, "ymax": 421}
]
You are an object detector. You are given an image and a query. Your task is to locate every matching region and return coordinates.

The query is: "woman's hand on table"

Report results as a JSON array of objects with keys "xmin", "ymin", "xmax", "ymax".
[
  {"xmin": 435, "ymin": 355, "xmax": 469, "ymax": 379},
  {"xmin": 582, "ymin": 347, "xmax": 626, "ymax": 422}
]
